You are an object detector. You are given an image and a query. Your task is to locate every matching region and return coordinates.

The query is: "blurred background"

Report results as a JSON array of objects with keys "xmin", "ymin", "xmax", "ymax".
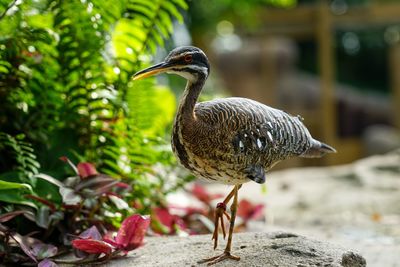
[
  {"xmin": 186, "ymin": 0, "xmax": 400, "ymax": 168},
  {"xmin": 184, "ymin": 2, "xmax": 400, "ymax": 265},
  {"xmin": 0, "ymin": 0, "xmax": 399, "ymax": 266}
]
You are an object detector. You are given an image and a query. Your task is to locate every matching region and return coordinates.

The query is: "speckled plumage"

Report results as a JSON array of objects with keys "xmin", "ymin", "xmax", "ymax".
[
  {"xmin": 172, "ymin": 96, "xmax": 328, "ymax": 185},
  {"xmin": 135, "ymin": 46, "xmax": 336, "ymax": 186},
  {"xmin": 162, "ymin": 48, "xmax": 334, "ymax": 184},
  {"xmin": 134, "ymin": 46, "xmax": 336, "ymax": 264}
]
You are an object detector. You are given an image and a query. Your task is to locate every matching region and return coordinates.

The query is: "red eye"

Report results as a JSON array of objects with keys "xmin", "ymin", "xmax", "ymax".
[{"xmin": 184, "ymin": 54, "xmax": 192, "ymax": 63}]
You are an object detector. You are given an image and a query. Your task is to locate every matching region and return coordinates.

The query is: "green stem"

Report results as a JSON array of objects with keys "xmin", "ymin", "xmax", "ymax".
[{"xmin": 0, "ymin": 0, "xmax": 17, "ymax": 20}]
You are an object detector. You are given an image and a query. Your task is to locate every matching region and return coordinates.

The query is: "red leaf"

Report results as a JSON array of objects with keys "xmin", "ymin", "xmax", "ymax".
[
  {"xmin": 102, "ymin": 231, "xmax": 117, "ymax": 245},
  {"xmin": 151, "ymin": 207, "xmax": 187, "ymax": 234},
  {"xmin": 131, "ymin": 201, "xmax": 143, "ymax": 210},
  {"xmin": 169, "ymin": 204, "xmax": 207, "ymax": 217},
  {"xmin": 237, "ymin": 199, "xmax": 264, "ymax": 222},
  {"xmin": 72, "ymin": 239, "xmax": 113, "ymax": 255},
  {"xmin": 115, "ymin": 182, "xmax": 130, "ymax": 189},
  {"xmin": 59, "ymin": 156, "xmax": 78, "ymax": 175},
  {"xmin": 191, "ymin": 184, "xmax": 223, "ymax": 204},
  {"xmin": 113, "ymin": 214, "xmax": 150, "ymax": 251},
  {"xmin": 77, "ymin": 162, "xmax": 98, "ymax": 178},
  {"xmin": 74, "ymin": 174, "xmax": 118, "ymax": 195}
]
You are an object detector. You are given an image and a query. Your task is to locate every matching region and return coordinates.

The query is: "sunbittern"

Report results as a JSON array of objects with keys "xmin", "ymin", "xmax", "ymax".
[{"xmin": 133, "ymin": 46, "xmax": 336, "ymax": 265}]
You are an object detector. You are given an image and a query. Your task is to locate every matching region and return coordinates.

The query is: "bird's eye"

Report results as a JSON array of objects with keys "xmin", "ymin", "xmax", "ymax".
[{"xmin": 184, "ymin": 54, "xmax": 192, "ymax": 63}]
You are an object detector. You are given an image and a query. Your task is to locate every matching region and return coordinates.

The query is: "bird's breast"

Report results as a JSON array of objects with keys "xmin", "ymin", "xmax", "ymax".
[{"xmin": 171, "ymin": 118, "xmax": 249, "ymax": 185}]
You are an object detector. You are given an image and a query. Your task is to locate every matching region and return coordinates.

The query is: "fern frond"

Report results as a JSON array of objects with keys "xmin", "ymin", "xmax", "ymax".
[
  {"xmin": 118, "ymin": 0, "xmax": 188, "ymax": 60},
  {"xmin": 0, "ymin": 133, "xmax": 40, "ymax": 177},
  {"xmin": 0, "ymin": 0, "xmax": 189, "ymax": 211}
]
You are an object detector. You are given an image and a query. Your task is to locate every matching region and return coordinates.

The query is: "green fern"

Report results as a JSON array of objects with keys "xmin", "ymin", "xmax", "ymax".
[
  {"xmin": 124, "ymin": 0, "xmax": 187, "ymax": 55},
  {"xmin": 0, "ymin": 133, "xmax": 40, "ymax": 178},
  {"xmin": 0, "ymin": 0, "xmax": 189, "ymax": 210}
]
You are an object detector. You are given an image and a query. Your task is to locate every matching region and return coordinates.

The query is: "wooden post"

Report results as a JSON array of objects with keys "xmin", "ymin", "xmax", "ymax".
[
  {"xmin": 316, "ymin": 0, "xmax": 336, "ymax": 164},
  {"xmin": 389, "ymin": 43, "xmax": 400, "ymax": 129}
]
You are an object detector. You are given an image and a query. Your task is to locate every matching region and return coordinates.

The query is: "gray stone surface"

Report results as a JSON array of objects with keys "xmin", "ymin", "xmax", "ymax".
[
  {"xmin": 200, "ymin": 149, "xmax": 400, "ymax": 267},
  {"xmin": 107, "ymin": 232, "xmax": 366, "ymax": 267},
  {"xmin": 99, "ymin": 150, "xmax": 399, "ymax": 267}
]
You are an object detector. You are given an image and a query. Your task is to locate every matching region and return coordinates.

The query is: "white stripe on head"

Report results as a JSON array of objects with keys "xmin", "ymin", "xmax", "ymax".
[{"xmin": 167, "ymin": 64, "xmax": 209, "ymax": 82}]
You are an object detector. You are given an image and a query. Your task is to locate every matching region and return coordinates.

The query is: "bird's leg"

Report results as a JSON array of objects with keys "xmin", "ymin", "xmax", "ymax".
[
  {"xmin": 211, "ymin": 202, "xmax": 230, "ymax": 249},
  {"xmin": 210, "ymin": 184, "xmax": 242, "ymax": 250},
  {"xmin": 198, "ymin": 184, "xmax": 241, "ymax": 265}
]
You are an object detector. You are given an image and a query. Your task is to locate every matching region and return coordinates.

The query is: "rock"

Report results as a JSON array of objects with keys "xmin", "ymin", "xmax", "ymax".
[
  {"xmin": 199, "ymin": 150, "xmax": 400, "ymax": 267},
  {"xmin": 341, "ymin": 251, "xmax": 367, "ymax": 267},
  {"xmin": 353, "ymin": 148, "xmax": 400, "ymax": 190},
  {"xmin": 107, "ymin": 232, "xmax": 366, "ymax": 267},
  {"xmin": 362, "ymin": 125, "xmax": 400, "ymax": 155}
]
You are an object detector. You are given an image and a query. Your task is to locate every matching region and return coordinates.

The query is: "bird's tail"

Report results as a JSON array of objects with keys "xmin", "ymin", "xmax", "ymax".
[{"xmin": 300, "ymin": 139, "xmax": 337, "ymax": 158}]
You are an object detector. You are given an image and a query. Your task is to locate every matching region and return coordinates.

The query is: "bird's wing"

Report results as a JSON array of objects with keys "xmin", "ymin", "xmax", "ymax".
[{"xmin": 194, "ymin": 97, "xmax": 313, "ymax": 173}]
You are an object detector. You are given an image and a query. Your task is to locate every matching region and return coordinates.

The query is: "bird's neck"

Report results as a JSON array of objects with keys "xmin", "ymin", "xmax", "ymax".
[{"xmin": 177, "ymin": 75, "xmax": 206, "ymax": 121}]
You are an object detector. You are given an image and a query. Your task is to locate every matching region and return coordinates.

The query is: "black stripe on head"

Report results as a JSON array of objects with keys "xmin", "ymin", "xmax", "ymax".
[
  {"xmin": 165, "ymin": 46, "xmax": 210, "ymax": 76},
  {"xmin": 192, "ymin": 50, "xmax": 210, "ymax": 75}
]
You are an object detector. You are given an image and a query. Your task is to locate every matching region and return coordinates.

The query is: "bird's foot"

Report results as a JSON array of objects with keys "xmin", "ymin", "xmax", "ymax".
[
  {"xmin": 197, "ymin": 251, "xmax": 240, "ymax": 266},
  {"xmin": 211, "ymin": 202, "xmax": 230, "ymax": 250}
]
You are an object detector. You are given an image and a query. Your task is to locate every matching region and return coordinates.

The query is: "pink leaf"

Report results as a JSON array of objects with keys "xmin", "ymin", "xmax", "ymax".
[
  {"xmin": 169, "ymin": 204, "xmax": 207, "ymax": 216},
  {"xmin": 115, "ymin": 182, "xmax": 130, "ymax": 189},
  {"xmin": 114, "ymin": 214, "xmax": 150, "ymax": 251},
  {"xmin": 191, "ymin": 184, "xmax": 223, "ymax": 204},
  {"xmin": 10, "ymin": 234, "xmax": 58, "ymax": 263},
  {"xmin": 102, "ymin": 231, "xmax": 118, "ymax": 247},
  {"xmin": 11, "ymin": 233, "xmax": 38, "ymax": 262},
  {"xmin": 151, "ymin": 207, "xmax": 187, "ymax": 234},
  {"xmin": 237, "ymin": 199, "xmax": 264, "ymax": 222},
  {"xmin": 77, "ymin": 162, "xmax": 97, "ymax": 178},
  {"xmin": 32, "ymin": 243, "xmax": 58, "ymax": 260},
  {"xmin": 79, "ymin": 226, "xmax": 102, "ymax": 240},
  {"xmin": 72, "ymin": 239, "xmax": 113, "ymax": 255},
  {"xmin": 38, "ymin": 259, "xmax": 58, "ymax": 267}
]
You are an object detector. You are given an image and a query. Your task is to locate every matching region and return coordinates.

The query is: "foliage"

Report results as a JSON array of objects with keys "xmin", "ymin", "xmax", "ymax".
[
  {"xmin": 0, "ymin": 158, "xmax": 137, "ymax": 265},
  {"xmin": 150, "ymin": 183, "xmax": 265, "ymax": 236},
  {"xmin": 0, "ymin": 0, "xmax": 190, "ymax": 208},
  {"xmin": 0, "ymin": 0, "xmax": 191, "ymax": 265},
  {"xmin": 0, "ymin": 133, "xmax": 40, "ymax": 178},
  {"xmin": 70, "ymin": 215, "xmax": 150, "ymax": 264}
]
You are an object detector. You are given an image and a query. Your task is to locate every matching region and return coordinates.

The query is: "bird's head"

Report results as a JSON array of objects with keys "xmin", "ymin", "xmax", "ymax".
[{"xmin": 133, "ymin": 46, "xmax": 210, "ymax": 82}]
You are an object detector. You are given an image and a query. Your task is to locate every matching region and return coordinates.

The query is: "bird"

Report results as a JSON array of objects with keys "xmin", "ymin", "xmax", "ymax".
[{"xmin": 133, "ymin": 46, "xmax": 336, "ymax": 265}]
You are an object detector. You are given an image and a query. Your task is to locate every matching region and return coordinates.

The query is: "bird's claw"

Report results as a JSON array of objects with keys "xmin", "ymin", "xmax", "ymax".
[
  {"xmin": 212, "ymin": 202, "xmax": 231, "ymax": 250},
  {"xmin": 198, "ymin": 251, "xmax": 240, "ymax": 266}
]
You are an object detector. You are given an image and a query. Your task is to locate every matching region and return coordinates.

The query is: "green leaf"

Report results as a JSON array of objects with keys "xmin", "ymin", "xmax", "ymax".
[
  {"xmin": 0, "ymin": 189, "xmax": 37, "ymax": 208},
  {"xmin": 171, "ymin": 0, "xmax": 188, "ymax": 9},
  {"xmin": 0, "ymin": 65, "xmax": 9, "ymax": 73},
  {"xmin": 34, "ymin": 174, "xmax": 64, "ymax": 188},
  {"xmin": 59, "ymin": 187, "xmax": 81, "ymax": 205},
  {"xmin": 0, "ymin": 180, "xmax": 32, "ymax": 191}
]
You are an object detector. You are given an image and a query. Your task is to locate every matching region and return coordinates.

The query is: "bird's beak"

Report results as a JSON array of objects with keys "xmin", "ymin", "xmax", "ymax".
[{"xmin": 132, "ymin": 62, "xmax": 171, "ymax": 81}]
